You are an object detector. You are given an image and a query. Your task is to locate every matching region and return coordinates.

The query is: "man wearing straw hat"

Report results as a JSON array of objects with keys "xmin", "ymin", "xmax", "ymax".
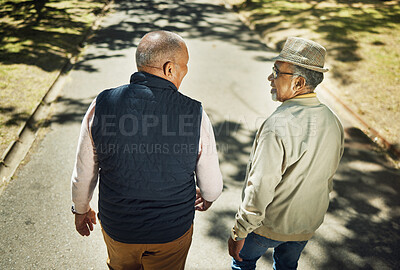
[{"xmin": 228, "ymin": 37, "xmax": 344, "ymax": 269}]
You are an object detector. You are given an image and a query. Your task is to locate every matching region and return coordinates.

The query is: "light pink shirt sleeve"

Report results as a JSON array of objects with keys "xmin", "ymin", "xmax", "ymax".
[
  {"xmin": 71, "ymin": 99, "xmax": 98, "ymax": 214},
  {"xmin": 196, "ymin": 110, "xmax": 223, "ymax": 202},
  {"xmin": 71, "ymin": 102, "xmax": 223, "ymax": 212}
]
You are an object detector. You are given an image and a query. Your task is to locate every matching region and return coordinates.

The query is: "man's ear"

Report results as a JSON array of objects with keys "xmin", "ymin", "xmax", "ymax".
[
  {"xmin": 163, "ymin": 61, "xmax": 175, "ymax": 78},
  {"xmin": 294, "ymin": 76, "xmax": 306, "ymax": 91}
]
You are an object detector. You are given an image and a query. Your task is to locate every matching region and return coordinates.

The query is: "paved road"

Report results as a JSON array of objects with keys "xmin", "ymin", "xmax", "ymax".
[{"xmin": 1, "ymin": 0, "xmax": 399, "ymax": 269}]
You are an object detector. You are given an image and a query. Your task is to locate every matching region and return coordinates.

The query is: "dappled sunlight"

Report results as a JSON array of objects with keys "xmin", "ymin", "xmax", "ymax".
[
  {"xmin": 85, "ymin": 0, "xmax": 273, "ymax": 61},
  {"xmin": 0, "ymin": 0, "xmax": 106, "ymax": 71}
]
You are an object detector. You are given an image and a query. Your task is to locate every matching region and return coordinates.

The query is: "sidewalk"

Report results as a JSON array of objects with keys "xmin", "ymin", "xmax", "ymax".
[{"xmin": 0, "ymin": 0, "xmax": 399, "ymax": 269}]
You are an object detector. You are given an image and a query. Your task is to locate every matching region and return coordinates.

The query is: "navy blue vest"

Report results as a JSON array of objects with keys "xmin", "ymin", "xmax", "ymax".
[{"xmin": 91, "ymin": 72, "xmax": 202, "ymax": 244}]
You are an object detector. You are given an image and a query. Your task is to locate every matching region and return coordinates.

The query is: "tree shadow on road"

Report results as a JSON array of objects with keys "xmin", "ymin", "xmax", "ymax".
[
  {"xmin": 39, "ymin": 97, "xmax": 95, "ymax": 129},
  {"xmin": 75, "ymin": 0, "xmax": 272, "ymax": 72},
  {"xmin": 206, "ymin": 118, "xmax": 400, "ymax": 269},
  {"xmin": 313, "ymin": 127, "xmax": 400, "ymax": 269},
  {"xmin": 212, "ymin": 120, "xmax": 256, "ymax": 185}
]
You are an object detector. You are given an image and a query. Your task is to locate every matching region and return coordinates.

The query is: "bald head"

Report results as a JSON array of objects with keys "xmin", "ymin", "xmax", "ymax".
[{"xmin": 136, "ymin": 31, "xmax": 186, "ymax": 70}]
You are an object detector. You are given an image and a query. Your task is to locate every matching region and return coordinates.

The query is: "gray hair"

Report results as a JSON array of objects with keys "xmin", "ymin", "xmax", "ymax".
[
  {"xmin": 292, "ymin": 64, "xmax": 324, "ymax": 90},
  {"xmin": 136, "ymin": 31, "xmax": 185, "ymax": 69}
]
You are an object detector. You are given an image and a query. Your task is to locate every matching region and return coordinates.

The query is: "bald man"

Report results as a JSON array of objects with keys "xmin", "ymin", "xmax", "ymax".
[{"xmin": 71, "ymin": 31, "xmax": 223, "ymax": 270}]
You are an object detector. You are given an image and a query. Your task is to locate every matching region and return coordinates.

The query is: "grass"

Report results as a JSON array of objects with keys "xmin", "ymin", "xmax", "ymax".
[
  {"xmin": 228, "ymin": 0, "xmax": 400, "ymax": 148},
  {"xmin": 0, "ymin": 0, "xmax": 108, "ymax": 159}
]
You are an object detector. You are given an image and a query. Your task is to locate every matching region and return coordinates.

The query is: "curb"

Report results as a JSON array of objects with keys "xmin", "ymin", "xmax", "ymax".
[
  {"xmin": 0, "ymin": 0, "xmax": 113, "ymax": 193},
  {"xmin": 222, "ymin": 0, "xmax": 400, "ymax": 160},
  {"xmin": 321, "ymin": 84, "xmax": 400, "ymax": 159}
]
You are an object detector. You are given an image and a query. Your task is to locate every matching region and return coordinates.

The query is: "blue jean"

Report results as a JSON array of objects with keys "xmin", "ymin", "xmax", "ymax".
[{"xmin": 231, "ymin": 232, "xmax": 308, "ymax": 270}]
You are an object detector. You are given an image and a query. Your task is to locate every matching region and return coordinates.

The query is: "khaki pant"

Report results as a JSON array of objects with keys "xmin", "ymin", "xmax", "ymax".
[{"xmin": 101, "ymin": 225, "xmax": 193, "ymax": 270}]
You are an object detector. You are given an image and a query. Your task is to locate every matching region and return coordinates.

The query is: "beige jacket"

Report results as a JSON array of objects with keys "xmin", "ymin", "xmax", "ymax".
[{"xmin": 234, "ymin": 95, "xmax": 344, "ymax": 241}]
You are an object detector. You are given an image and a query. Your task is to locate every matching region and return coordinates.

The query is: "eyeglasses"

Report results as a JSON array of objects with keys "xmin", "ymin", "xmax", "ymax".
[{"xmin": 272, "ymin": 66, "xmax": 300, "ymax": 79}]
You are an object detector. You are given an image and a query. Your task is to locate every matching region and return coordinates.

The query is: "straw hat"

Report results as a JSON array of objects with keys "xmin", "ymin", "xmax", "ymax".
[{"xmin": 272, "ymin": 37, "xmax": 329, "ymax": 73}]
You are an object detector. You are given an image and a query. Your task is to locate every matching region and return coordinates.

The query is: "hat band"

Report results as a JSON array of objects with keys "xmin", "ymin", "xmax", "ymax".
[{"xmin": 279, "ymin": 51, "xmax": 324, "ymax": 68}]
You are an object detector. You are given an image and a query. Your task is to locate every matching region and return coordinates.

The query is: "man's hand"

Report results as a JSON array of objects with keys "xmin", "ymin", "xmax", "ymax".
[
  {"xmin": 195, "ymin": 187, "xmax": 213, "ymax": 211},
  {"xmin": 74, "ymin": 208, "xmax": 97, "ymax": 236},
  {"xmin": 228, "ymin": 237, "xmax": 245, "ymax": 262}
]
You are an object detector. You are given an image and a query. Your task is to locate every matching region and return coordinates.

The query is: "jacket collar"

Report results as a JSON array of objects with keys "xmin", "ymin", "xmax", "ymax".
[
  {"xmin": 129, "ymin": 72, "xmax": 178, "ymax": 91},
  {"xmin": 280, "ymin": 95, "xmax": 321, "ymax": 108},
  {"xmin": 292, "ymin": 92, "xmax": 316, "ymax": 99}
]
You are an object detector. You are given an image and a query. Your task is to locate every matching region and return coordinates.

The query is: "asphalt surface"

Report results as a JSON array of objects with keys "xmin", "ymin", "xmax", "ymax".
[{"xmin": 1, "ymin": 0, "xmax": 399, "ymax": 269}]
